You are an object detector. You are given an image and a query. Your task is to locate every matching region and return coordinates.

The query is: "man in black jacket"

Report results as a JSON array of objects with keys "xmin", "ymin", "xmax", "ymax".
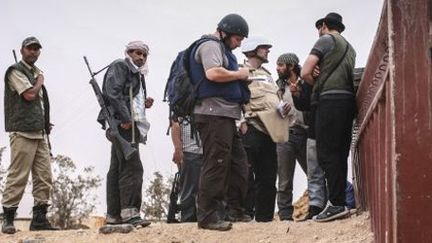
[{"xmin": 101, "ymin": 41, "xmax": 154, "ymax": 228}]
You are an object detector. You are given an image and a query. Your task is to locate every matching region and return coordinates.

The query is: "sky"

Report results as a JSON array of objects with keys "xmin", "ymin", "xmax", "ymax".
[{"xmin": 0, "ymin": 0, "xmax": 384, "ymax": 217}]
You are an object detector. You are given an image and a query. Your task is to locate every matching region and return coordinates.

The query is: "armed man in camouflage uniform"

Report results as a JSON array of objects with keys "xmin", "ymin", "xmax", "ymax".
[{"xmin": 2, "ymin": 36, "xmax": 58, "ymax": 234}]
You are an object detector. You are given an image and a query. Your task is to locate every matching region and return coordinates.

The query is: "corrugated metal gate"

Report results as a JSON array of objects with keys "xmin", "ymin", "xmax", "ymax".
[{"xmin": 352, "ymin": 0, "xmax": 432, "ymax": 242}]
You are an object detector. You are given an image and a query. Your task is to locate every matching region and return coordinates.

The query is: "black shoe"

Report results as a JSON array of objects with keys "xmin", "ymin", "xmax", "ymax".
[
  {"xmin": 278, "ymin": 211, "xmax": 293, "ymax": 221},
  {"xmin": 225, "ymin": 213, "xmax": 252, "ymax": 222},
  {"xmin": 255, "ymin": 217, "xmax": 273, "ymax": 222},
  {"xmin": 30, "ymin": 205, "xmax": 60, "ymax": 231},
  {"xmin": 305, "ymin": 205, "xmax": 323, "ymax": 220},
  {"xmin": 313, "ymin": 204, "xmax": 349, "ymax": 222},
  {"xmin": 278, "ymin": 207, "xmax": 294, "ymax": 221},
  {"xmin": 125, "ymin": 217, "xmax": 151, "ymax": 228},
  {"xmin": 2, "ymin": 207, "xmax": 17, "ymax": 234},
  {"xmin": 198, "ymin": 220, "xmax": 232, "ymax": 231}
]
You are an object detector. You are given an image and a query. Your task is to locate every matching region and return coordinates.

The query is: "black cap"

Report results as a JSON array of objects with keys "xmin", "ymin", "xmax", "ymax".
[
  {"xmin": 22, "ymin": 36, "xmax": 42, "ymax": 48},
  {"xmin": 315, "ymin": 12, "xmax": 345, "ymax": 33}
]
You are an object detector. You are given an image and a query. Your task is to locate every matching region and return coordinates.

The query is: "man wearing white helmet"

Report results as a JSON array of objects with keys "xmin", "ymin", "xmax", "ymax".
[
  {"xmin": 240, "ymin": 37, "xmax": 292, "ymax": 222},
  {"xmin": 240, "ymin": 36, "xmax": 273, "ymax": 83}
]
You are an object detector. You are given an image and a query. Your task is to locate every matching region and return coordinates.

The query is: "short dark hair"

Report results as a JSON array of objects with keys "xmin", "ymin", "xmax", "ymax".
[{"xmin": 324, "ymin": 21, "xmax": 343, "ymax": 33}]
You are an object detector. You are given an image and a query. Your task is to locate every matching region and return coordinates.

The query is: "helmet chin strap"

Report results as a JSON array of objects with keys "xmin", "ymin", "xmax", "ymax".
[{"xmin": 218, "ymin": 30, "xmax": 232, "ymax": 49}]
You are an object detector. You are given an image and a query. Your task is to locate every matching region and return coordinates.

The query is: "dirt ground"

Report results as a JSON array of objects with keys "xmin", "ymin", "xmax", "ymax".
[{"xmin": 0, "ymin": 211, "xmax": 373, "ymax": 243}]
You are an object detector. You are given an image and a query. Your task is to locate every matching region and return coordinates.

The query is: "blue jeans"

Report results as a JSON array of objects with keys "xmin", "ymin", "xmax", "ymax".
[
  {"xmin": 179, "ymin": 152, "xmax": 203, "ymax": 222},
  {"xmin": 306, "ymin": 138, "xmax": 326, "ymax": 208},
  {"xmin": 276, "ymin": 127, "xmax": 307, "ymax": 216}
]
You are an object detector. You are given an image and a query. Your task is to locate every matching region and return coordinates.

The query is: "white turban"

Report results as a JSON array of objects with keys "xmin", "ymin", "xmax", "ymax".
[
  {"xmin": 125, "ymin": 41, "xmax": 149, "ymax": 53},
  {"xmin": 125, "ymin": 40, "xmax": 149, "ymax": 76}
]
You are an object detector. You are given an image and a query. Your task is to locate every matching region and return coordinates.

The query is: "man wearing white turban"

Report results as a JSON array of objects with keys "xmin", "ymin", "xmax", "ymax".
[{"xmin": 99, "ymin": 40, "xmax": 154, "ymax": 228}]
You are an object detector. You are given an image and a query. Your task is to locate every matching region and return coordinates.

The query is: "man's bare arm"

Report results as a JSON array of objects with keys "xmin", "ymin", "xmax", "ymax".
[
  {"xmin": 301, "ymin": 55, "xmax": 320, "ymax": 85},
  {"xmin": 205, "ymin": 66, "xmax": 249, "ymax": 83},
  {"xmin": 170, "ymin": 121, "xmax": 183, "ymax": 165},
  {"xmin": 22, "ymin": 74, "xmax": 44, "ymax": 101}
]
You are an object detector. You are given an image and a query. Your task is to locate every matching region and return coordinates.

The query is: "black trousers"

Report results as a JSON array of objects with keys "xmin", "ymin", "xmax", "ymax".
[
  {"xmin": 315, "ymin": 95, "xmax": 356, "ymax": 206},
  {"xmin": 106, "ymin": 126, "xmax": 143, "ymax": 218},
  {"xmin": 195, "ymin": 114, "xmax": 248, "ymax": 225},
  {"xmin": 242, "ymin": 125, "xmax": 278, "ymax": 222}
]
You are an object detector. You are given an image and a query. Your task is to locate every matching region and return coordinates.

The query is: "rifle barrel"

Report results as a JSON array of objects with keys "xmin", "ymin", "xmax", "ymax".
[
  {"xmin": 12, "ymin": 50, "xmax": 17, "ymax": 63},
  {"xmin": 83, "ymin": 56, "xmax": 94, "ymax": 78}
]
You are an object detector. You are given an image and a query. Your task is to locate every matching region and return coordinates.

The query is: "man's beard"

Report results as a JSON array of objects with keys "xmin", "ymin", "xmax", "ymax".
[{"xmin": 278, "ymin": 71, "xmax": 290, "ymax": 80}]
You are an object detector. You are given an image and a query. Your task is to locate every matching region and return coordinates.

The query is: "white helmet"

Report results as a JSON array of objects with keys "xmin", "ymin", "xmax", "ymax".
[{"xmin": 241, "ymin": 36, "xmax": 272, "ymax": 53}]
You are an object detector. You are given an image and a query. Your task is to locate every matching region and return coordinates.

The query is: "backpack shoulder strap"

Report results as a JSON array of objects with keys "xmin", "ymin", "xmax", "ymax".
[
  {"xmin": 187, "ymin": 36, "xmax": 225, "ymax": 61},
  {"xmin": 186, "ymin": 36, "xmax": 225, "ymax": 86}
]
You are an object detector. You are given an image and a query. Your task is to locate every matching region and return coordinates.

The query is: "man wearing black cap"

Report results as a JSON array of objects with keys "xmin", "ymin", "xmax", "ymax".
[
  {"xmin": 301, "ymin": 12, "xmax": 357, "ymax": 222},
  {"xmin": 2, "ymin": 36, "xmax": 58, "ymax": 233}
]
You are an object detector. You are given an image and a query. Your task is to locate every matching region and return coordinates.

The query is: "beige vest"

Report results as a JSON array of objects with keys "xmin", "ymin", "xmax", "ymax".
[{"xmin": 244, "ymin": 79, "xmax": 291, "ymax": 143}]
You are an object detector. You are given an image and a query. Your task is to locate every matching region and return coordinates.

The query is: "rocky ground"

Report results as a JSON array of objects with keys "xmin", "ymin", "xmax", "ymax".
[{"xmin": 0, "ymin": 211, "xmax": 373, "ymax": 243}]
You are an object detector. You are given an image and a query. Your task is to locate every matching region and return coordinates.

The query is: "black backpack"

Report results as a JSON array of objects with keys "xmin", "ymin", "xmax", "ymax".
[{"xmin": 163, "ymin": 37, "xmax": 224, "ymax": 134}]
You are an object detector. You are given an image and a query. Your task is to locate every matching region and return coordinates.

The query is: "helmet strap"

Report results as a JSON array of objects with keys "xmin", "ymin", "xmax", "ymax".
[{"xmin": 218, "ymin": 30, "xmax": 232, "ymax": 49}]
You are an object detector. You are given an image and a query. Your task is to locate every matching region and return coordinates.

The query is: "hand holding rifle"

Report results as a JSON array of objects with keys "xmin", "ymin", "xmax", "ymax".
[{"xmin": 83, "ymin": 56, "xmax": 137, "ymax": 160}]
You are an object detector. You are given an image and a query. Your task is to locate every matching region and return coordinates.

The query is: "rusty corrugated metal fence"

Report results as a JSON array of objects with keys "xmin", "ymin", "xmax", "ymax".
[{"xmin": 352, "ymin": 0, "xmax": 432, "ymax": 242}]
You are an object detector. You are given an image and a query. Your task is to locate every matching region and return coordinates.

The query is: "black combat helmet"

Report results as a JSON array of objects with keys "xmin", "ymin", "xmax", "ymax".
[{"xmin": 217, "ymin": 13, "xmax": 249, "ymax": 38}]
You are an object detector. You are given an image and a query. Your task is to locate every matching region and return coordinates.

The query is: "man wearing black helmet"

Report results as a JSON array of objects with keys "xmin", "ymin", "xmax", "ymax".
[
  {"xmin": 192, "ymin": 13, "xmax": 251, "ymax": 231},
  {"xmin": 301, "ymin": 12, "xmax": 357, "ymax": 222}
]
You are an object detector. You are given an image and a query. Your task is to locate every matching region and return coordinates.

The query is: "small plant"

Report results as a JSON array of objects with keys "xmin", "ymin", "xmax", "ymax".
[
  {"xmin": 141, "ymin": 171, "xmax": 172, "ymax": 221},
  {"xmin": 48, "ymin": 155, "xmax": 102, "ymax": 229}
]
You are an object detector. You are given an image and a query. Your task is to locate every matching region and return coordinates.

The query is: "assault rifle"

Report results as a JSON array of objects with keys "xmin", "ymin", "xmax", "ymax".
[
  {"xmin": 83, "ymin": 56, "xmax": 137, "ymax": 160},
  {"xmin": 167, "ymin": 171, "xmax": 181, "ymax": 223}
]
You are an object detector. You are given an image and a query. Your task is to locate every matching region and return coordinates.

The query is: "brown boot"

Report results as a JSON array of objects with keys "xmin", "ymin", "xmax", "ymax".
[
  {"xmin": 30, "ymin": 205, "xmax": 59, "ymax": 231},
  {"xmin": 2, "ymin": 207, "xmax": 17, "ymax": 234}
]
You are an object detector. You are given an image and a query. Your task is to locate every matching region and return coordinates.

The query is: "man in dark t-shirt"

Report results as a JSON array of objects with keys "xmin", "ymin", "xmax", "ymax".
[{"xmin": 301, "ymin": 12, "xmax": 357, "ymax": 222}]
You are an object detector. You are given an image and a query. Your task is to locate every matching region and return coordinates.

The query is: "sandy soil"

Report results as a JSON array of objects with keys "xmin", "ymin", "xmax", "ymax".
[{"xmin": 0, "ymin": 212, "xmax": 373, "ymax": 243}]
